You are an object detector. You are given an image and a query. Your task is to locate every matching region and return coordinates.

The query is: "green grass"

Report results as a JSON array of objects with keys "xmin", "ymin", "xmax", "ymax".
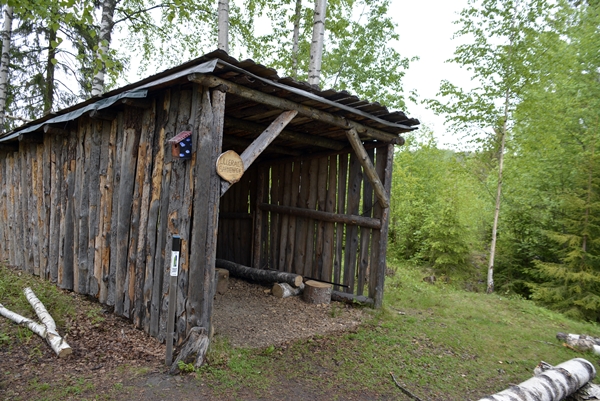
[{"xmin": 193, "ymin": 260, "xmax": 600, "ymax": 400}]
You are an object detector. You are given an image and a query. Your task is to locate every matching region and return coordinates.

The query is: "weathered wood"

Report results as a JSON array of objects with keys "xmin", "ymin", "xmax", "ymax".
[
  {"xmin": 145, "ymin": 91, "xmax": 169, "ymax": 333},
  {"xmin": 479, "ymin": 358, "xmax": 596, "ymax": 401},
  {"xmin": 258, "ymin": 203, "xmax": 380, "ymax": 229},
  {"xmin": 343, "ymin": 153, "xmax": 362, "ymax": 293},
  {"xmin": 277, "ymin": 162, "xmax": 293, "ymax": 272},
  {"xmin": 74, "ymin": 120, "xmax": 90, "ymax": 293},
  {"xmin": 169, "ymin": 327, "xmax": 209, "ymax": 374},
  {"xmin": 87, "ymin": 119, "xmax": 102, "ymax": 296},
  {"xmin": 293, "ymin": 160, "xmax": 310, "ymax": 276},
  {"xmin": 272, "ymin": 282, "xmax": 304, "ymax": 298},
  {"xmin": 304, "ymin": 158, "xmax": 319, "ymax": 278},
  {"xmin": 189, "ymin": 73, "xmax": 406, "ymax": 144},
  {"xmin": 134, "ymin": 102, "xmax": 156, "ymax": 328},
  {"xmin": 314, "ymin": 156, "xmax": 328, "ymax": 279},
  {"xmin": 321, "ymin": 155, "xmax": 336, "ymax": 282},
  {"xmin": 187, "ymin": 85, "xmax": 213, "ymax": 334},
  {"xmin": 346, "ymin": 128, "xmax": 389, "ymax": 209},
  {"xmin": 285, "ymin": 161, "xmax": 301, "ymax": 273},
  {"xmin": 224, "ymin": 116, "xmax": 345, "ymax": 150},
  {"xmin": 43, "ymin": 124, "xmax": 69, "ymax": 136},
  {"xmin": 47, "ymin": 137, "xmax": 61, "ymax": 283},
  {"xmin": 41, "ymin": 137, "xmax": 51, "ymax": 279},
  {"xmin": 60, "ymin": 134, "xmax": 77, "ymax": 290},
  {"xmin": 252, "ymin": 166, "xmax": 266, "ymax": 268},
  {"xmin": 114, "ymin": 126, "xmax": 140, "ymax": 316},
  {"xmin": 88, "ymin": 109, "xmax": 117, "ymax": 121},
  {"xmin": 221, "ymin": 110, "xmax": 297, "ymax": 195},
  {"xmin": 331, "ymin": 290, "xmax": 374, "ymax": 307},
  {"xmin": 373, "ymin": 144, "xmax": 394, "ymax": 307},
  {"xmin": 358, "ymin": 148, "xmax": 374, "ymax": 296},
  {"xmin": 216, "ymin": 268, "xmax": 229, "ymax": 295},
  {"xmin": 270, "ymin": 164, "xmax": 283, "ymax": 269},
  {"xmin": 19, "ymin": 146, "xmax": 31, "ymax": 273},
  {"xmin": 303, "ymin": 280, "xmax": 332, "ymax": 304},
  {"xmin": 216, "ymin": 259, "xmax": 303, "ymax": 287}
]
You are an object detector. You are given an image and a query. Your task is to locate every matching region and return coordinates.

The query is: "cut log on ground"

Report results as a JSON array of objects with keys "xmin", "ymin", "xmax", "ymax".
[
  {"xmin": 303, "ymin": 280, "xmax": 332, "ymax": 304},
  {"xmin": 215, "ymin": 268, "xmax": 229, "ymax": 295},
  {"xmin": 557, "ymin": 332, "xmax": 600, "ymax": 355},
  {"xmin": 535, "ymin": 360, "xmax": 600, "ymax": 401},
  {"xmin": 0, "ymin": 288, "xmax": 72, "ymax": 357},
  {"xmin": 272, "ymin": 282, "xmax": 304, "ymax": 298},
  {"xmin": 478, "ymin": 358, "xmax": 596, "ymax": 401},
  {"xmin": 169, "ymin": 326, "xmax": 210, "ymax": 375},
  {"xmin": 331, "ymin": 290, "xmax": 374, "ymax": 307},
  {"xmin": 216, "ymin": 259, "xmax": 303, "ymax": 287}
]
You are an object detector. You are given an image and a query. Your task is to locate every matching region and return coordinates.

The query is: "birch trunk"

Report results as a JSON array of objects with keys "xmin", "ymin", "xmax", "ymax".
[
  {"xmin": 217, "ymin": 0, "xmax": 229, "ymax": 53},
  {"xmin": 291, "ymin": 0, "xmax": 302, "ymax": 78},
  {"xmin": 0, "ymin": 5, "xmax": 13, "ymax": 127},
  {"xmin": 479, "ymin": 358, "xmax": 595, "ymax": 401},
  {"xmin": 0, "ymin": 288, "xmax": 72, "ymax": 357},
  {"xmin": 91, "ymin": 0, "xmax": 117, "ymax": 96},
  {"xmin": 487, "ymin": 89, "xmax": 509, "ymax": 294},
  {"xmin": 308, "ymin": 0, "xmax": 327, "ymax": 86}
]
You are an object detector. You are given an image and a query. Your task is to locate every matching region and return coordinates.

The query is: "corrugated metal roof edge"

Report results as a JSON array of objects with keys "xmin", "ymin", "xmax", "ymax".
[{"xmin": 1, "ymin": 49, "xmax": 419, "ymax": 143}]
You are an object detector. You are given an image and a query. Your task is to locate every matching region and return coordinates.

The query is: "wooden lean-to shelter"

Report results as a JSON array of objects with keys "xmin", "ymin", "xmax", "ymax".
[{"xmin": 0, "ymin": 50, "xmax": 419, "ymax": 345}]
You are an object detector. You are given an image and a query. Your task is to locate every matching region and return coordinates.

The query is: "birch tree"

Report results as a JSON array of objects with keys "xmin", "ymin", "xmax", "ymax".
[
  {"xmin": 427, "ymin": 0, "xmax": 552, "ymax": 293},
  {"xmin": 308, "ymin": 0, "xmax": 327, "ymax": 86},
  {"xmin": 91, "ymin": 0, "xmax": 118, "ymax": 96},
  {"xmin": 0, "ymin": 5, "xmax": 13, "ymax": 128}
]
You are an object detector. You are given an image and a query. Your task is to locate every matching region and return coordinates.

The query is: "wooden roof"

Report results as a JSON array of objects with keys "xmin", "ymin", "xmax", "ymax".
[{"xmin": 0, "ymin": 49, "xmax": 419, "ymax": 157}]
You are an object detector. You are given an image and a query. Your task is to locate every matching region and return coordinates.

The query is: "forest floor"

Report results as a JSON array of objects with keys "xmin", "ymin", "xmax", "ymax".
[{"xmin": 2, "ymin": 263, "xmax": 600, "ymax": 400}]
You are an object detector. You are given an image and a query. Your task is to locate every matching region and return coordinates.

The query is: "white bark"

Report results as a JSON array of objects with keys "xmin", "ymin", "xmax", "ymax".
[
  {"xmin": 0, "ymin": 5, "xmax": 13, "ymax": 127},
  {"xmin": 0, "ymin": 290, "xmax": 72, "ymax": 358},
  {"xmin": 479, "ymin": 358, "xmax": 596, "ymax": 401},
  {"xmin": 272, "ymin": 282, "xmax": 304, "ymax": 298},
  {"xmin": 557, "ymin": 333, "xmax": 600, "ymax": 355},
  {"xmin": 291, "ymin": 0, "xmax": 302, "ymax": 78},
  {"xmin": 92, "ymin": 0, "xmax": 118, "ymax": 96},
  {"xmin": 308, "ymin": 0, "xmax": 327, "ymax": 87},
  {"xmin": 217, "ymin": 0, "xmax": 229, "ymax": 53}
]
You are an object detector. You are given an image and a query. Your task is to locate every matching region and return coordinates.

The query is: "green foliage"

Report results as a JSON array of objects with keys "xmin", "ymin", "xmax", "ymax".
[{"xmin": 389, "ymin": 130, "xmax": 489, "ymax": 277}]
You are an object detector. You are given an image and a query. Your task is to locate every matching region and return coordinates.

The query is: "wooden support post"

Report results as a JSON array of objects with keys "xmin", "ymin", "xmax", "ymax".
[
  {"xmin": 221, "ymin": 110, "xmax": 298, "ymax": 195},
  {"xmin": 345, "ymin": 128, "xmax": 389, "ymax": 209},
  {"xmin": 165, "ymin": 235, "xmax": 181, "ymax": 366},
  {"xmin": 374, "ymin": 144, "xmax": 394, "ymax": 308},
  {"xmin": 189, "ymin": 73, "xmax": 407, "ymax": 144}
]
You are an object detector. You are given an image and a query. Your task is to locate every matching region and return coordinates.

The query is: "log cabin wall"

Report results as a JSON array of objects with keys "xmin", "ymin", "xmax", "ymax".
[
  {"xmin": 0, "ymin": 83, "xmax": 223, "ymax": 345},
  {"xmin": 214, "ymin": 143, "xmax": 393, "ymax": 306}
]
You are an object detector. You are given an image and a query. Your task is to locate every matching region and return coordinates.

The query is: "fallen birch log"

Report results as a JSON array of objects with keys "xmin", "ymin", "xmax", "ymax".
[
  {"xmin": 557, "ymin": 332, "xmax": 600, "ymax": 355},
  {"xmin": 216, "ymin": 259, "xmax": 303, "ymax": 287},
  {"xmin": 478, "ymin": 358, "xmax": 596, "ymax": 401},
  {"xmin": 272, "ymin": 282, "xmax": 304, "ymax": 298},
  {"xmin": 0, "ymin": 288, "xmax": 72, "ymax": 357},
  {"xmin": 535, "ymin": 361, "xmax": 600, "ymax": 401}
]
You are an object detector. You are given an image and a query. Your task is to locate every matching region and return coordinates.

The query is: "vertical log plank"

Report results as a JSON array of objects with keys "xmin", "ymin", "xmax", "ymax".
[
  {"xmin": 277, "ymin": 162, "xmax": 292, "ymax": 272},
  {"xmin": 158, "ymin": 87, "xmax": 181, "ymax": 341},
  {"xmin": 284, "ymin": 161, "xmax": 301, "ymax": 273},
  {"xmin": 107, "ymin": 113, "xmax": 125, "ymax": 306},
  {"xmin": 268, "ymin": 164, "xmax": 281, "ymax": 269},
  {"xmin": 314, "ymin": 156, "xmax": 328, "ymax": 278},
  {"xmin": 19, "ymin": 145, "xmax": 31, "ymax": 273},
  {"xmin": 75, "ymin": 121, "xmax": 91, "ymax": 293},
  {"xmin": 47, "ymin": 137, "xmax": 62, "ymax": 283},
  {"xmin": 357, "ymin": 148, "xmax": 374, "ymax": 296},
  {"xmin": 97, "ymin": 118, "xmax": 117, "ymax": 303},
  {"xmin": 38, "ymin": 143, "xmax": 49, "ymax": 278},
  {"xmin": 7, "ymin": 156, "xmax": 17, "ymax": 267},
  {"xmin": 293, "ymin": 160, "xmax": 310, "ymax": 275},
  {"xmin": 321, "ymin": 156, "xmax": 337, "ymax": 282},
  {"xmin": 373, "ymin": 144, "xmax": 394, "ymax": 307},
  {"xmin": 86, "ymin": 119, "xmax": 102, "ymax": 296},
  {"xmin": 41, "ymin": 138, "xmax": 51, "ymax": 279},
  {"xmin": 252, "ymin": 166, "xmax": 266, "ymax": 269},
  {"xmin": 303, "ymin": 158, "xmax": 320, "ymax": 278},
  {"xmin": 145, "ymin": 91, "xmax": 169, "ymax": 334},
  {"xmin": 28, "ymin": 145, "xmax": 40, "ymax": 274},
  {"xmin": 134, "ymin": 101, "xmax": 156, "ymax": 328},
  {"xmin": 343, "ymin": 153, "xmax": 363, "ymax": 294},
  {"xmin": 61, "ymin": 135, "xmax": 77, "ymax": 290},
  {"xmin": 114, "ymin": 123, "xmax": 141, "ymax": 316}
]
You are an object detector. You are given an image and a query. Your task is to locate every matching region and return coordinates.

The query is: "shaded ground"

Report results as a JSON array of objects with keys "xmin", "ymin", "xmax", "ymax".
[{"xmin": 1, "ymin": 276, "xmax": 371, "ymax": 400}]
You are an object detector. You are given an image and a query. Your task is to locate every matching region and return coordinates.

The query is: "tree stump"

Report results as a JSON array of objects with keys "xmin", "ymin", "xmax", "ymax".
[
  {"xmin": 303, "ymin": 280, "xmax": 332, "ymax": 304},
  {"xmin": 215, "ymin": 268, "xmax": 229, "ymax": 295}
]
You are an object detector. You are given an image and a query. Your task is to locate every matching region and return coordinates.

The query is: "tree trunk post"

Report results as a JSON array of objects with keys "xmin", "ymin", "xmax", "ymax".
[{"xmin": 0, "ymin": 5, "xmax": 13, "ymax": 127}]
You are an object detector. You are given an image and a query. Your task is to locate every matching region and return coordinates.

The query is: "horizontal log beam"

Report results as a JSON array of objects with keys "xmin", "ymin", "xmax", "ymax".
[
  {"xmin": 225, "ymin": 117, "xmax": 345, "ymax": 150},
  {"xmin": 216, "ymin": 259, "xmax": 303, "ymax": 287},
  {"xmin": 259, "ymin": 203, "xmax": 381, "ymax": 229},
  {"xmin": 189, "ymin": 73, "xmax": 403, "ymax": 144},
  {"xmin": 331, "ymin": 291, "xmax": 374, "ymax": 307},
  {"xmin": 346, "ymin": 128, "xmax": 389, "ymax": 209}
]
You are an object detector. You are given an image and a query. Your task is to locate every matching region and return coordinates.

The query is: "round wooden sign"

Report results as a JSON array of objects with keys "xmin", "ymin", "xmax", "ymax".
[{"xmin": 216, "ymin": 150, "xmax": 244, "ymax": 184}]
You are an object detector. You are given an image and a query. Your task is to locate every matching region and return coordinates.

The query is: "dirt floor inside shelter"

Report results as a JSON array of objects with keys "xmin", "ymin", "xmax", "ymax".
[{"xmin": 0, "ymin": 274, "xmax": 367, "ymax": 400}]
